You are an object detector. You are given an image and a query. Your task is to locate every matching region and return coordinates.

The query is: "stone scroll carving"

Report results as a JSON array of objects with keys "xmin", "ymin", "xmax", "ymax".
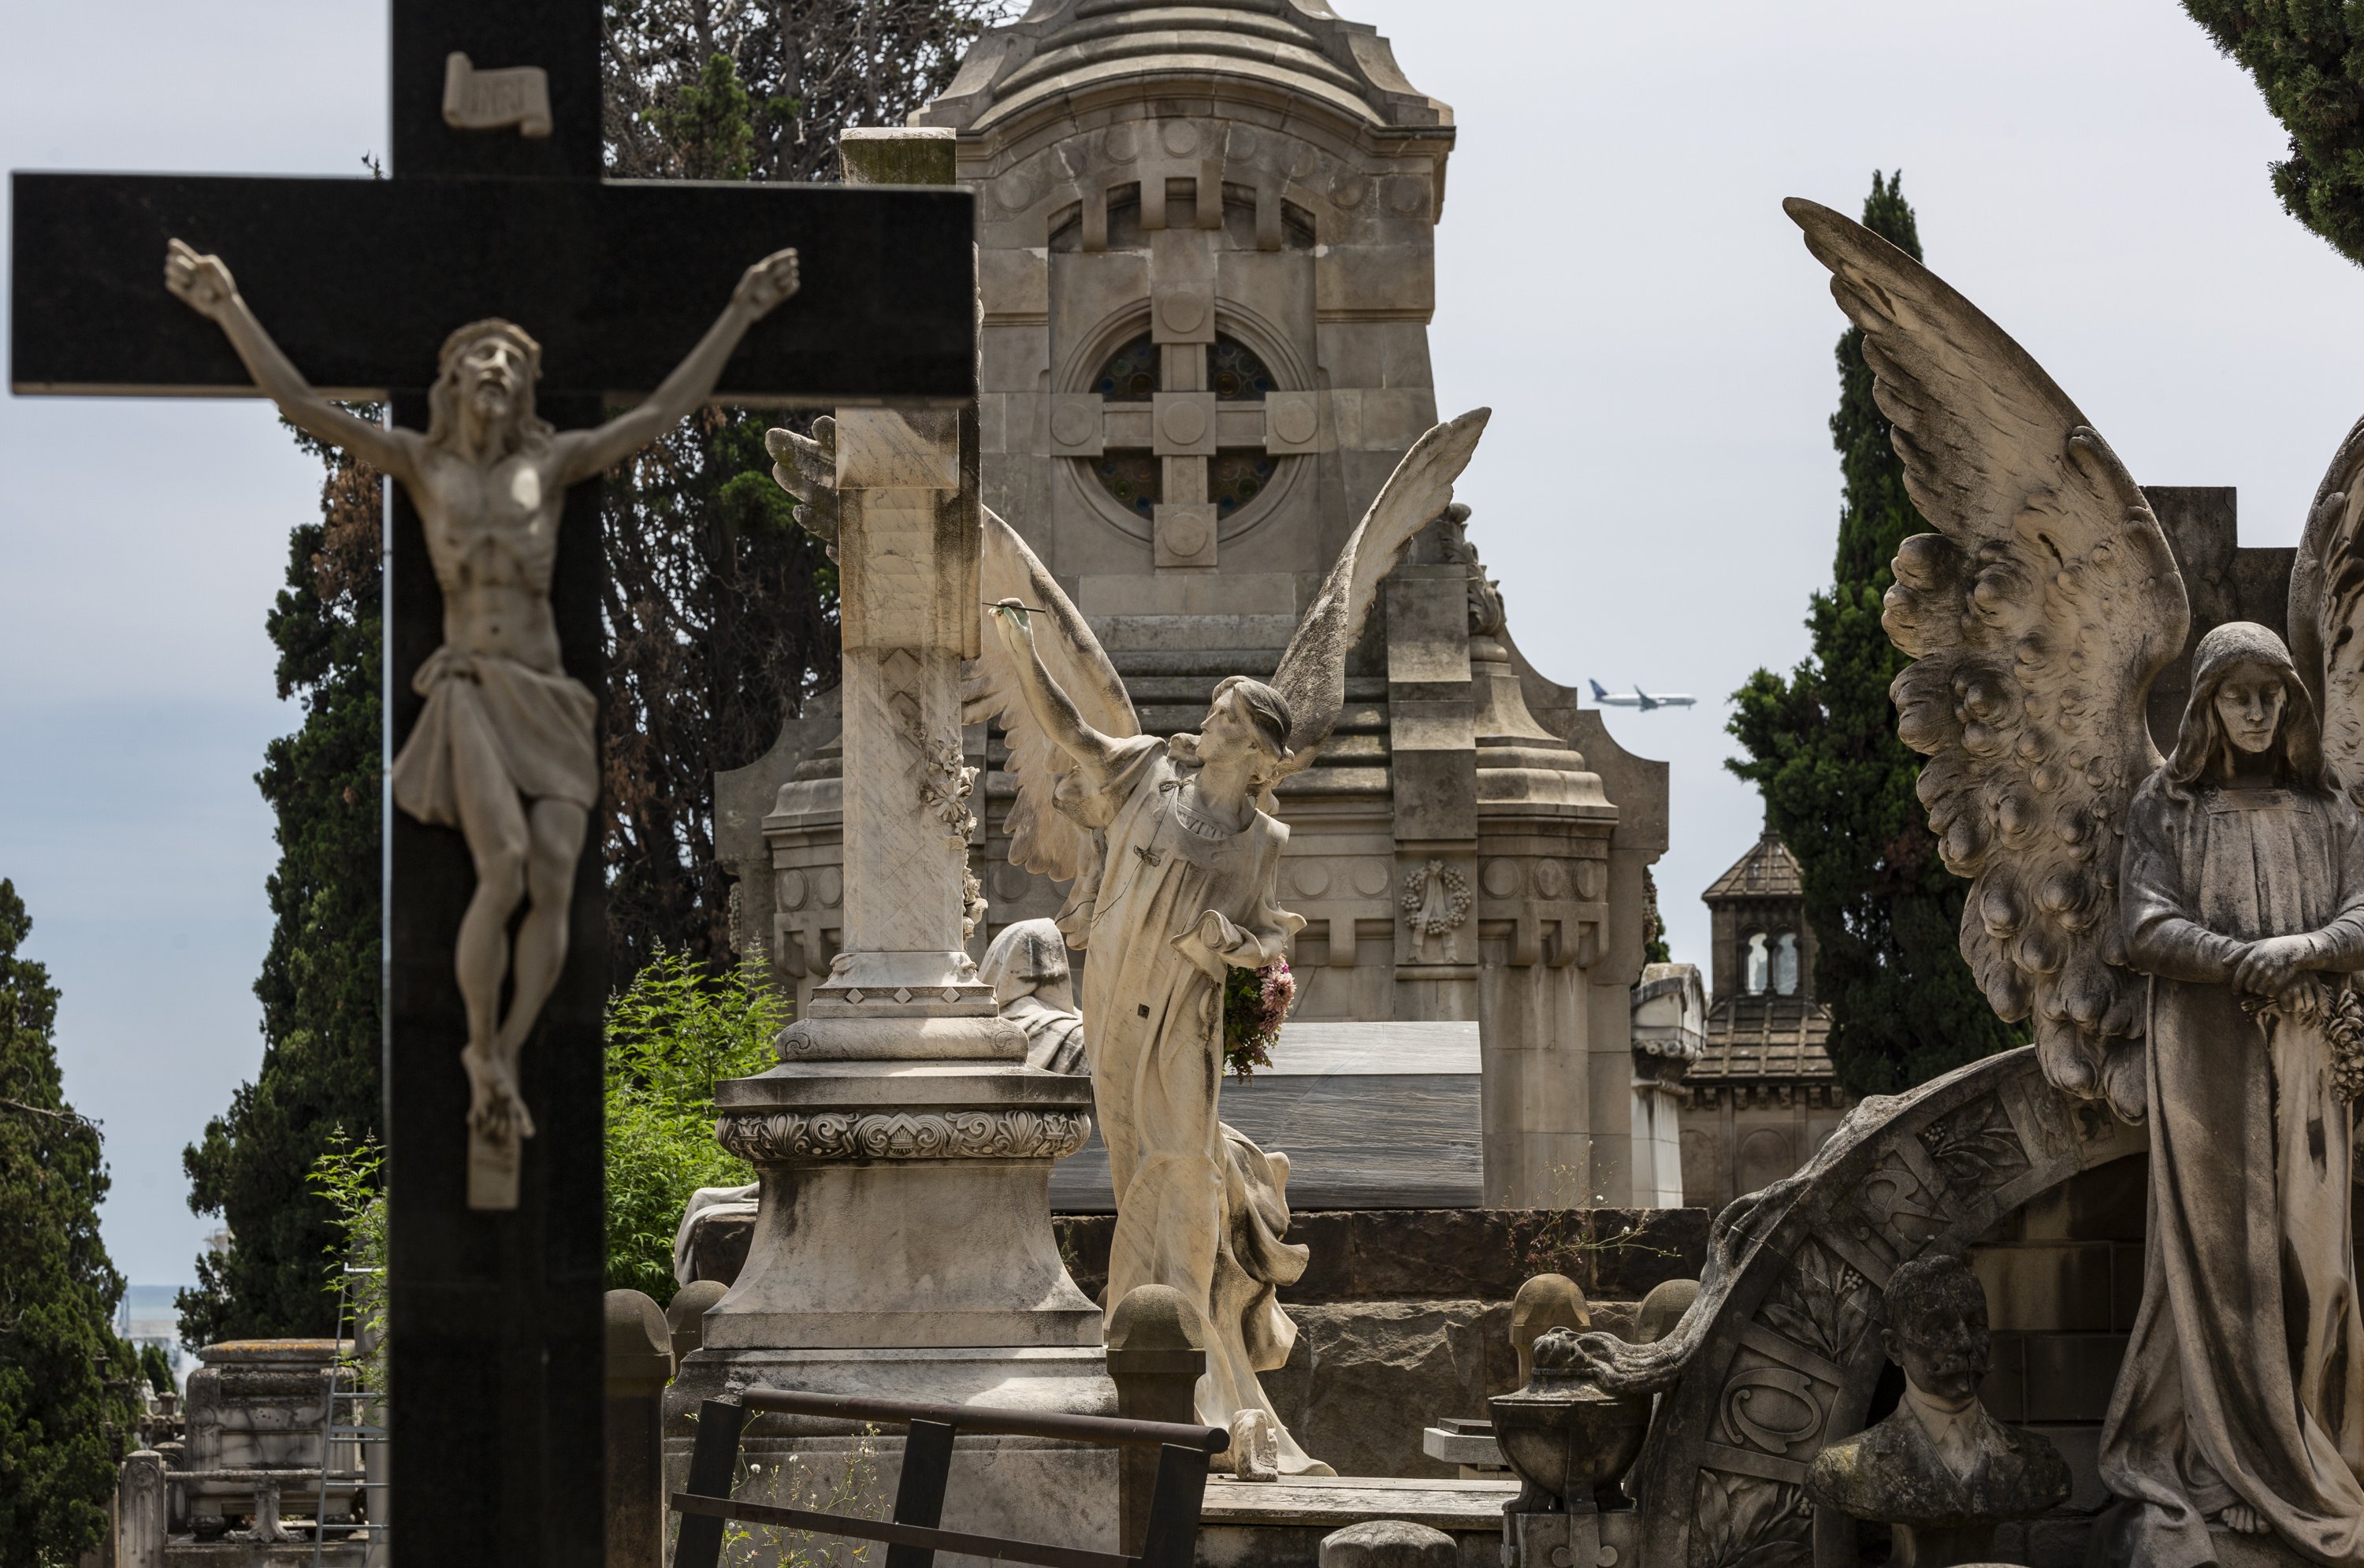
[
  {"xmin": 1565, "ymin": 1046, "xmax": 2141, "ymax": 1568},
  {"xmin": 165, "ymin": 237, "xmax": 803, "ymax": 1209}
]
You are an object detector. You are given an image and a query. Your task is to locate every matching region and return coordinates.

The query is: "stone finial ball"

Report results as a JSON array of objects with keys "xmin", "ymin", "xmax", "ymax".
[
  {"xmin": 1107, "ymin": 1283, "xmax": 1206, "ymax": 1351},
  {"xmin": 604, "ymin": 1289, "xmax": 673, "ymax": 1389},
  {"xmin": 1318, "ymin": 1518, "xmax": 1456, "ymax": 1568},
  {"xmin": 665, "ymin": 1279, "xmax": 728, "ymax": 1364},
  {"xmin": 1635, "ymin": 1276, "xmax": 1701, "ymax": 1344}
]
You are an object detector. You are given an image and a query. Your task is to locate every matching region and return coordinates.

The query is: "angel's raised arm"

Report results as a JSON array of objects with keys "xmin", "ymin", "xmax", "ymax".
[
  {"xmin": 986, "ymin": 604, "xmax": 1128, "ymax": 783},
  {"xmin": 555, "ymin": 247, "xmax": 801, "ymax": 485},
  {"xmin": 164, "ymin": 240, "xmax": 415, "ymax": 482}
]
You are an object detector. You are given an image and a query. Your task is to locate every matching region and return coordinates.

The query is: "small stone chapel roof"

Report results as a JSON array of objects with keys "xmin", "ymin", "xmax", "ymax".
[
  {"xmin": 1702, "ymin": 829, "xmax": 1805, "ymax": 903},
  {"xmin": 911, "ymin": 0, "xmax": 1454, "ymax": 136},
  {"xmin": 1693, "ymin": 824, "xmax": 1837, "ymax": 1085},
  {"xmin": 1690, "ymin": 998, "xmax": 1835, "ymax": 1084}
]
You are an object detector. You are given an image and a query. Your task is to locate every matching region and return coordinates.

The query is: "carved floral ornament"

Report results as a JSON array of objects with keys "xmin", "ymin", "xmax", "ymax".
[{"xmin": 716, "ymin": 1109, "xmax": 1093, "ymax": 1163}]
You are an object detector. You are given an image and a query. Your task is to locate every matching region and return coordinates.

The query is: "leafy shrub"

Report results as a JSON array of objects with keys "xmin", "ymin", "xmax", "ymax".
[{"xmin": 604, "ymin": 950, "xmax": 781, "ymax": 1306}]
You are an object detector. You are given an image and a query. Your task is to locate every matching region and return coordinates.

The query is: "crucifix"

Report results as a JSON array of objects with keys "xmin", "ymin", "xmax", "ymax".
[{"xmin": 9, "ymin": 4, "xmax": 972, "ymax": 1562}]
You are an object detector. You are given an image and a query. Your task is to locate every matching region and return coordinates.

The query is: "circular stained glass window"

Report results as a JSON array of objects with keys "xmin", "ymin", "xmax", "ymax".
[
  {"xmin": 1212, "ymin": 335, "xmax": 1274, "ymax": 401},
  {"xmin": 1094, "ymin": 451, "xmax": 1161, "ymax": 518},
  {"xmin": 1212, "ymin": 449, "xmax": 1276, "ymax": 518},
  {"xmin": 1080, "ymin": 328, "xmax": 1290, "ymax": 526},
  {"xmin": 1094, "ymin": 334, "xmax": 1158, "ymax": 401}
]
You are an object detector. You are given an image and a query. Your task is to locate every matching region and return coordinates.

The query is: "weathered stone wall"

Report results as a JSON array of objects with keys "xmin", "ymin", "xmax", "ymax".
[{"xmin": 1065, "ymin": 1206, "xmax": 1705, "ymax": 1478}]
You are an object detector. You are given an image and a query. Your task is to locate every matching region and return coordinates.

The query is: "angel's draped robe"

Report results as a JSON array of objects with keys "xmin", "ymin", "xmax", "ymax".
[
  {"xmin": 1058, "ymin": 736, "xmax": 1325, "ymax": 1473},
  {"xmin": 2104, "ymin": 773, "xmax": 2364, "ymax": 1565}
]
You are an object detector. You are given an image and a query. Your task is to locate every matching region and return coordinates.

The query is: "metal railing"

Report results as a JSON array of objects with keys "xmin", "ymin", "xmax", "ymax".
[{"xmin": 670, "ymin": 1388, "xmax": 1225, "ymax": 1568}]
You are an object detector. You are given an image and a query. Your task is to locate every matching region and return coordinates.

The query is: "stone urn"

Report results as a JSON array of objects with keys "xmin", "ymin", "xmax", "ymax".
[{"xmin": 1486, "ymin": 1327, "xmax": 1650, "ymax": 1515}]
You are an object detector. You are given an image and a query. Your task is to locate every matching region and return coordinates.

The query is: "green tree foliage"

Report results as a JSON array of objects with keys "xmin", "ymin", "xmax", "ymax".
[
  {"xmin": 602, "ymin": 0, "xmax": 1009, "ymax": 183},
  {"xmin": 1641, "ymin": 868, "xmax": 1672, "ymax": 968},
  {"xmin": 0, "ymin": 879, "xmax": 140, "ymax": 1566},
  {"xmin": 596, "ymin": 13, "xmax": 1005, "ymax": 979},
  {"xmin": 603, "ymin": 950, "xmax": 779, "ymax": 1305},
  {"xmin": 137, "ymin": 1343, "xmax": 173, "ymax": 1396},
  {"xmin": 309, "ymin": 1135, "xmax": 387, "ymax": 1393},
  {"xmin": 1727, "ymin": 173, "xmax": 2020, "ymax": 1098},
  {"xmin": 2183, "ymin": 6, "xmax": 2364, "ymax": 267},
  {"xmin": 180, "ymin": 430, "xmax": 385, "ymax": 1346},
  {"xmin": 602, "ymin": 399, "xmax": 839, "ymax": 979}
]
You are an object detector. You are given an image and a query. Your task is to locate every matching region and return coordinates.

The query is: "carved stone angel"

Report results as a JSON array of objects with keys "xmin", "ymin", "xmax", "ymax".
[
  {"xmin": 768, "ymin": 407, "xmax": 1489, "ymax": 1472},
  {"xmin": 1789, "ymin": 199, "xmax": 2364, "ymax": 1564}
]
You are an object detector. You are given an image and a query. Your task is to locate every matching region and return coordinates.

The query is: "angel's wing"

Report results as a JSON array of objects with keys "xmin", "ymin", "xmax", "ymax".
[
  {"xmin": 961, "ymin": 507, "xmax": 1139, "ymax": 884},
  {"xmin": 2290, "ymin": 414, "xmax": 2364, "ymax": 799},
  {"xmin": 1787, "ymin": 198, "xmax": 2189, "ymax": 1117},
  {"xmin": 1268, "ymin": 407, "xmax": 1492, "ymax": 778},
  {"xmin": 764, "ymin": 416, "xmax": 840, "ymax": 559}
]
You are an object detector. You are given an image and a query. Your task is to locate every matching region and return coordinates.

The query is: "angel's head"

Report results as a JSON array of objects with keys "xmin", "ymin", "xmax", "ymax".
[
  {"xmin": 2167, "ymin": 622, "xmax": 2325, "ymax": 790},
  {"xmin": 426, "ymin": 318, "xmax": 554, "ymax": 452},
  {"xmin": 1194, "ymin": 676, "xmax": 1294, "ymax": 788}
]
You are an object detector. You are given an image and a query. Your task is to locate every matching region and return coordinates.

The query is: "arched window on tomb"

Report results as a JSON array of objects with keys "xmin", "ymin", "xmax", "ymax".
[
  {"xmin": 1773, "ymin": 932, "xmax": 1799, "ymax": 997},
  {"xmin": 1744, "ymin": 931, "xmax": 1769, "ymax": 996}
]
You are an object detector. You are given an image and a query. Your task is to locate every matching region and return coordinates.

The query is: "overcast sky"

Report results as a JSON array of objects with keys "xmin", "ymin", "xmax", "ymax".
[{"xmin": 4, "ymin": 1, "xmax": 2357, "ymax": 1285}]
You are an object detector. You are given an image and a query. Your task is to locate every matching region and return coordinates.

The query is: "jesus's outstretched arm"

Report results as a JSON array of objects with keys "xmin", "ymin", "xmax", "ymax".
[
  {"xmin": 163, "ymin": 240, "xmax": 417, "ymax": 482},
  {"xmin": 554, "ymin": 246, "xmax": 802, "ymax": 485}
]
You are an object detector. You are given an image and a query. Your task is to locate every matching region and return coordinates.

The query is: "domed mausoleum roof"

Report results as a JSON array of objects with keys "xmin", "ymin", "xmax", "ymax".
[{"xmin": 911, "ymin": 0, "xmax": 1451, "ymax": 137}]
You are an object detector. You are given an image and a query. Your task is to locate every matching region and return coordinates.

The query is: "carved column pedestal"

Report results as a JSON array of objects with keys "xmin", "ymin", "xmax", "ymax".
[{"xmin": 668, "ymin": 127, "xmax": 1113, "ymax": 1559}]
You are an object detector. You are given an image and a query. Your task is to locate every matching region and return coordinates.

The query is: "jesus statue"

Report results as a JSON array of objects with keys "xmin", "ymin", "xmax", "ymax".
[{"xmin": 165, "ymin": 237, "xmax": 802, "ymax": 1206}]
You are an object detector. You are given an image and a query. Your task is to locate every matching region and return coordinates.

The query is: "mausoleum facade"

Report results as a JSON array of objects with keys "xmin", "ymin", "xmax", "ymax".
[{"xmin": 719, "ymin": 0, "xmax": 1674, "ymax": 1209}]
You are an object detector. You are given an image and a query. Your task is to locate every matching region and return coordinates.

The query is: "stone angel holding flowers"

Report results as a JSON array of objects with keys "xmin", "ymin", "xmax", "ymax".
[
  {"xmin": 768, "ymin": 404, "xmax": 1487, "ymax": 1471},
  {"xmin": 164, "ymin": 236, "xmax": 803, "ymax": 1207},
  {"xmin": 975, "ymin": 407, "xmax": 1488, "ymax": 1474},
  {"xmin": 1790, "ymin": 198, "xmax": 2364, "ymax": 1564}
]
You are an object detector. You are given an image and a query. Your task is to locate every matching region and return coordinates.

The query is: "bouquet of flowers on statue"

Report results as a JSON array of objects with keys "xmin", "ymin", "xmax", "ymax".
[
  {"xmin": 2327, "ymin": 987, "xmax": 2364, "ymax": 1104},
  {"xmin": 1224, "ymin": 959, "xmax": 1296, "ymax": 1080}
]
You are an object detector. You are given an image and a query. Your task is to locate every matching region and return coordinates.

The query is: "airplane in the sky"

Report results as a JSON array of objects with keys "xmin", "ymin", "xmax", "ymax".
[{"xmin": 1589, "ymin": 680, "xmax": 1697, "ymax": 712}]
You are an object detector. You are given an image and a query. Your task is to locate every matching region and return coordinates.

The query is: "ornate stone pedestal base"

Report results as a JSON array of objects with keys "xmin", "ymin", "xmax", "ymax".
[
  {"xmin": 671, "ymin": 1057, "xmax": 1114, "ymax": 1566},
  {"xmin": 704, "ymin": 1059, "xmax": 1100, "ymax": 1350}
]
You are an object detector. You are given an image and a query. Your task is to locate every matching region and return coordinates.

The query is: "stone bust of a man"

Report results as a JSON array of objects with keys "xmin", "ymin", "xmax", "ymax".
[{"xmin": 1807, "ymin": 1250, "xmax": 2069, "ymax": 1562}]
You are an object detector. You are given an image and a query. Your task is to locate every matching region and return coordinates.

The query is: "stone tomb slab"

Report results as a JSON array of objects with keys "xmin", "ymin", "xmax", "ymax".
[
  {"xmin": 1196, "ymin": 1475, "xmax": 1518, "ymax": 1568},
  {"xmin": 1049, "ymin": 1020, "xmax": 1482, "ymax": 1212}
]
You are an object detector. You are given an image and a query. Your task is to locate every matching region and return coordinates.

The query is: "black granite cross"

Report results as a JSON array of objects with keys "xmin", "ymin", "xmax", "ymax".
[{"xmin": 9, "ymin": 6, "xmax": 972, "ymax": 1562}]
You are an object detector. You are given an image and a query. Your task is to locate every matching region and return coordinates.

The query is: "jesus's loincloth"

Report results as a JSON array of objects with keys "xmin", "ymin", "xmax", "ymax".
[{"xmin": 390, "ymin": 646, "xmax": 598, "ymax": 827}]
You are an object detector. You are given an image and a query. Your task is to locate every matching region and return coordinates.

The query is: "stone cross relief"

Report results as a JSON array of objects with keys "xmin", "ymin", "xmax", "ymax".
[
  {"xmin": 1043, "ymin": 252, "xmax": 1319, "ymax": 568},
  {"xmin": 164, "ymin": 237, "xmax": 802, "ymax": 1208}
]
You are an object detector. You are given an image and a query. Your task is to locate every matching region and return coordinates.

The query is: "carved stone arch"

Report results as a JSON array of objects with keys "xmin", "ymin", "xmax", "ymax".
[{"xmin": 1622, "ymin": 1046, "xmax": 2145, "ymax": 1568}]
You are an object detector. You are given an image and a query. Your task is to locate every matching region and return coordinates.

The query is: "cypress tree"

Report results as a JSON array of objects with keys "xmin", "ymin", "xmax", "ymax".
[
  {"xmin": 179, "ymin": 430, "xmax": 385, "ymax": 1344},
  {"xmin": 1727, "ymin": 172, "xmax": 2020, "ymax": 1097},
  {"xmin": 0, "ymin": 879, "xmax": 142, "ymax": 1566},
  {"xmin": 2182, "ymin": 6, "xmax": 2364, "ymax": 268}
]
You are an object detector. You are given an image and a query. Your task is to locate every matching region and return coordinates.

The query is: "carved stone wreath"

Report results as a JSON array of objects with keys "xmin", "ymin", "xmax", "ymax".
[
  {"xmin": 716, "ymin": 1109, "xmax": 1092, "ymax": 1164},
  {"xmin": 1400, "ymin": 857, "xmax": 1472, "ymax": 936}
]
